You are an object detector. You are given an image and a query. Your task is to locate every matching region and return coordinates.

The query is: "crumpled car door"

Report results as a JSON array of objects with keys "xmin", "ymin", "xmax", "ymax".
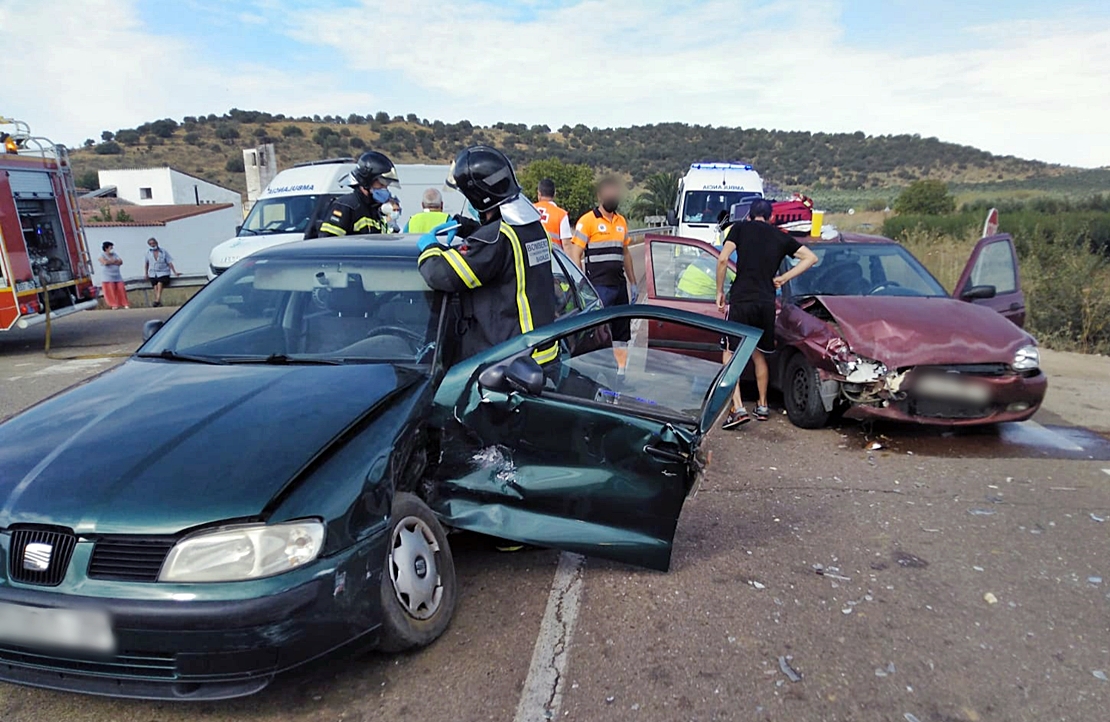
[{"xmin": 429, "ymin": 305, "xmax": 759, "ymax": 571}]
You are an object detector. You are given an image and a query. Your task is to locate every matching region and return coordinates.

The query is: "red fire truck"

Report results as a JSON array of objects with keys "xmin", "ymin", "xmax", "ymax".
[{"xmin": 0, "ymin": 117, "xmax": 96, "ymax": 331}]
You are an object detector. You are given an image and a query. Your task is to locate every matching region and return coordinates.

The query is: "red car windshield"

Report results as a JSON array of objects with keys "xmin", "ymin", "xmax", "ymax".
[{"xmin": 788, "ymin": 244, "xmax": 948, "ymax": 298}]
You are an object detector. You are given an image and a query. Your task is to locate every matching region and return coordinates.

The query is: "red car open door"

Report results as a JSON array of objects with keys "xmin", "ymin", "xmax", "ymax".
[
  {"xmin": 642, "ymin": 234, "xmax": 735, "ymax": 360},
  {"xmin": 953, "ymin": 234, "xmax": 1025, "ymax": 328}
]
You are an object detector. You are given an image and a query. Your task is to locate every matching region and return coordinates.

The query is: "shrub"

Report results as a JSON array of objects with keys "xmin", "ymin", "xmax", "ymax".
[
  {"xmin": 894, "ymin": 179, "xmax": 956, "ymax": 215},
  {"xmin": 184, "ymin": 132, "xmax": 202, "ymax": 145},
  {"xmin": 115, "ymin": 130, "xmax": 141, "ymax": 146},
  {"xmin": 76, "ymin": 170, "xmax": 100, "ymax": 190},
  {"xmin": 225, "ymin": 156, "xmax": 245, "ymax": 173},
  {"xmin": 281, "ymin": 124, "xmax": 304, "ymax": 138},
  {"xmin": 93, "ymin": 141, "xmax": 123, "ymax": 155},
  {"xmin": 100, "ymin": 130, "xmax": 114, "ymax": 142},
  {"xmin": 348, "ymin": 136, "xmax": 365, "ymax": 149},
  {"xmin": 214, "ymin": 124, "xmax": 240, "ymax": 140}
]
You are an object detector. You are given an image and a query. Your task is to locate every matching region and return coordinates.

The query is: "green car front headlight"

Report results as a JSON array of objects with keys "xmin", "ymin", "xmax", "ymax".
[{"xmin": 159, "ymin": 520, "xmax": 325, "ymax": 583}]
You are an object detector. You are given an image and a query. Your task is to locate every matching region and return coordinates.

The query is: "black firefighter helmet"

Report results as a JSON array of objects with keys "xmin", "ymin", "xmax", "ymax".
[
  {"xmin": 447, "ymin": 146, "xmax": 521, "ymax": 213},
  {"xmin": 350, "ymin": 150, "xmax": 400, "ymax": 189}
]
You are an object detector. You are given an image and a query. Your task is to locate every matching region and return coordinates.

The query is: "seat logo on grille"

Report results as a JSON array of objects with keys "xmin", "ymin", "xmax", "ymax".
[{"xmin": 23, "ymin": 542, "xmax": 53, "ymax": 572}]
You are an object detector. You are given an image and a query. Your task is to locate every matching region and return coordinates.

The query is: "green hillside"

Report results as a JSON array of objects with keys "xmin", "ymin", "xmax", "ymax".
[{"xmin": 70, "ymin": 109, "xmax": 1091, "ymax": 201}]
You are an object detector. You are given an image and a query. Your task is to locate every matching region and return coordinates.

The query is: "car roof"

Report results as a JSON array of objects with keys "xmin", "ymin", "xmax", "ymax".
[
  {"xmin": 254, "ymin": 234, "xmax": 423, "ymax": 260},
  {"xmin": 808, "ymin": 231, "xmax": 896, "ymax": 245}
]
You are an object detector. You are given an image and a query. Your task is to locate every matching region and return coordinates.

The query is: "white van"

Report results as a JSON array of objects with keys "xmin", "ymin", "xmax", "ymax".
[
  {"xmin": 668, "ymin": 163, "xmax": 764, "ymax": 244},
  {"xmin": 208, "ymin": 162, "xmax": 466, "ymax": 279},
  {"xmin": 208, "ymin": 158, "xmax": 355, "ymax": 278}
]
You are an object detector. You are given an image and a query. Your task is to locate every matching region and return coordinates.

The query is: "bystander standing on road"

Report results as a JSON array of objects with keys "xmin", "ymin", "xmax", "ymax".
[
  {"xmin": 716, "ymin": 199, "xmax": 818, "ymax": 427},
  {"xmin": 404, "ymin": 188, "xmax": 451, "ymax": 233},
  {"xmin": 567, "ymin": 177, "xmax": 637, "ymax": 375},
  {"xmin": 533, "ymin": 178, "xmax": 572, "ymax": 248},
  {"xmin": 97, "ymin": 241, "xmax": 129, "ymax": 310},
  {"xmin": 144, "ymin": 237, "xmax": 180, "ymax": 308}
]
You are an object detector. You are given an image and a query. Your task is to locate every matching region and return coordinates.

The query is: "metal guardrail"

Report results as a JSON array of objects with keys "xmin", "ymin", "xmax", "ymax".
[{"xmin": 628, "ymin": 226, "xmax": 674, "ymax": 244}]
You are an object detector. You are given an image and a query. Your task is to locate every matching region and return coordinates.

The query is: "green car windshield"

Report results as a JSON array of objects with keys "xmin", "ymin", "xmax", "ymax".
[{"xmin": 141, "ymin": 257, "xmax": 439, "ymax": 365}]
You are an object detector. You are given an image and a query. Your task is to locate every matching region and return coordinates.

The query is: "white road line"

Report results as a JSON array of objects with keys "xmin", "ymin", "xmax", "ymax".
[
  {"xmin": 1022, "ymin": 421, "xmax": 1084, "ymax": 452},
  {"xmin": 513, "ymin": 552, "xmax": 585, "ymax": 722},
  {"xmin": 1102, "ymin": 469, "xmax": 1110, "ymax": 477}
]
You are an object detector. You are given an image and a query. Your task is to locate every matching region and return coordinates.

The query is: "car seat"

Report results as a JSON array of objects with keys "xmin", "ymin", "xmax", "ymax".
[{"xmin": 305, "ymin": 274, "xmax": 376, "ymax": 353}]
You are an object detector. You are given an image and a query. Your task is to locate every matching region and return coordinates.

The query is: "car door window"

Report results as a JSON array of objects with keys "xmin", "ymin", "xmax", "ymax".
[
  {"xmin": 547, "ymin": 322, "xmax": 727, "ymax": 425},
  {"xmin": 968, "ymin": 240, "xmax": 1018, "ymax": 294},
  {"xmin": 550, "ymin": 254, "xmax": 578, "ymax": 317},
  {"xmin": 651, "ymin": 241, "xmax": 732, "ymax": 300},
  {"xmin": 557, "ymin": 250, "xmax": 598, "ymax": 309}
]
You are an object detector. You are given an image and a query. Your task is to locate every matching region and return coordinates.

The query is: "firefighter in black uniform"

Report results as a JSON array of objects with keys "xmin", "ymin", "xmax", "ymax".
[
  {"xmin": 417, "ymin": 146, "xmax": 558, "ymax": 366},
  {"xmin": 315, "ymin": 150, "xmax": 400, "ymax": 237}
]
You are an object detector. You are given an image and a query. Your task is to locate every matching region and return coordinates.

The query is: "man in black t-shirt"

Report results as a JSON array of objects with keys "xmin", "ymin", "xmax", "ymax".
[{"xmin": 715, "ymin": 199, "xmax": 818, "ymax": 427}]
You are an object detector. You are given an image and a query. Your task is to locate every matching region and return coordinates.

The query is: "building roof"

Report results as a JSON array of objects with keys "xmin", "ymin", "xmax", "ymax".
[{"xmin": 79, "ymin": 198, "xmax": 235, "ymax": 227}]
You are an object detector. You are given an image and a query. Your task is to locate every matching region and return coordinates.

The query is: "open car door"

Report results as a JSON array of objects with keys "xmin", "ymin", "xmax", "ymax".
[
  {"xmin": 953, "ymin": 234, "xmax": 1025, "ymax": 328},
  {"xmin": 642, "ymin": 234, "xmax": 736, "ymax": 361},
  {"xmin": 429, "ymin": 305, "xmax": 759, "ymax": 571}
]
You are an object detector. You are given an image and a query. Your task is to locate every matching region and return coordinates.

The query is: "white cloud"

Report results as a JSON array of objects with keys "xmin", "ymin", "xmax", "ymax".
[
  {"xmin": 0, "ymin": 0, "xmax": 373, "ymax": 145},
  {"xmin": 293, "ymin": 0, "xmax": 1110, "ymax": 167},
  {"xmin": 3, "ymin": 0, "xmax": 1107, "ymax": 167}
]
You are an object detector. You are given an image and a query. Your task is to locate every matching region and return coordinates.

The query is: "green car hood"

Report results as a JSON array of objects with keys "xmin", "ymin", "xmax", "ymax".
[{"xmin": 0, "ymin": 359, "xmax": 420, "ymax": 535}]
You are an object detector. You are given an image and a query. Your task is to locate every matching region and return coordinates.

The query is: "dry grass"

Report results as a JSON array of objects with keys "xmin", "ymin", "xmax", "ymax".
[{"xmin": 825, "ymin": 211, "xmax": 891, "ymax": 234}]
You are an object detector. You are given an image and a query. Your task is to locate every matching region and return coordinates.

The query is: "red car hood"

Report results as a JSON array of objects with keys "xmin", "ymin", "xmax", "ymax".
[{"xmin": 816, "ymin": 295, "xmax": 1033, "ymax": 368}]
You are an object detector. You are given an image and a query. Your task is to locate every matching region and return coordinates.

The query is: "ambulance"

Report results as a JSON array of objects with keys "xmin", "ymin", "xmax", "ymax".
[
  {"xmin": 207, "ymin": 161, "xmax": 465, "ymax": 279},
  {"xmin": 668, "ymin": 163, "xmax": 764, "ymax": 244},
  {"xmin": 207, "ymin": 158, "xmax": 355, "ymax": 278}
]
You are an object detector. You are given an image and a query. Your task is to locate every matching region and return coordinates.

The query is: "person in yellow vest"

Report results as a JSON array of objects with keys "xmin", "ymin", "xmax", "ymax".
[
  {"xmin": 404, "ymin": 188, "xmax": 451, "ymax": 233},
  {"xmin": 533, "ymin": 178, "xmax": 572, "ymax": 248}
]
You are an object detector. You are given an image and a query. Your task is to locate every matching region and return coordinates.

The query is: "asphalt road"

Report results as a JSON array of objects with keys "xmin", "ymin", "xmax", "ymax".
[{"xmin": 1, "ymin": 309, "xmax": 1108, "ymax": 722}]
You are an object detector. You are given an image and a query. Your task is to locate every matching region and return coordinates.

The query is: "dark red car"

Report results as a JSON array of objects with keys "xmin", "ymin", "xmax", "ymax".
[{"xmin": 642, "ymin": 232, "xmax": 1047, "ymax": 428}]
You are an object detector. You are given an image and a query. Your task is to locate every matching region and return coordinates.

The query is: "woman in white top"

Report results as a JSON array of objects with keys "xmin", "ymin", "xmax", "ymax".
[{"xmin": 98, "ymin": 241, "xmax": 129, "ymax": 309}]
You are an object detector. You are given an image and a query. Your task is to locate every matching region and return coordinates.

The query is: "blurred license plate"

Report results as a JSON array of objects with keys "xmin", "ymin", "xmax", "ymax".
[
  {"xmin": 0, "ymin": 602, "xmax": 114, "ymax": 653},
  {"xmin": 915, "ymin": 375, "xmax": 991, "ymax": 403}
]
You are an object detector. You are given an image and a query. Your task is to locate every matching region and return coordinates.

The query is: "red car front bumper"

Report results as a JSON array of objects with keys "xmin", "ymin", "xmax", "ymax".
[{"xmin": 843, "ymin": 369, "xmax": 1047, "ymax": 426}]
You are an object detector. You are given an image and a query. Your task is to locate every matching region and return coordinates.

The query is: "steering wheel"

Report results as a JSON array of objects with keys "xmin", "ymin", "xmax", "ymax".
[
  {"xmin": 366, "ymin": 326, "xmax": 426, "ymax": 352},
  {"xmin": 867, "ymin": 281, "xmax": 902, "ymax": 295}
]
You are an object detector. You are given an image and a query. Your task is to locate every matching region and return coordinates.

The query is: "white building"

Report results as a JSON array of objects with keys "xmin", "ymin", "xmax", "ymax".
[
  {"xmin": 97, "ymin": 167, "xmax": 243, "ymax": 218},
  {"xmin": 243, "ymin": 144, "xmax": 278, "ymax": 215},
  {"xmin": 80, "ymin": 199, "xmax": 240, "ymax": 283}
]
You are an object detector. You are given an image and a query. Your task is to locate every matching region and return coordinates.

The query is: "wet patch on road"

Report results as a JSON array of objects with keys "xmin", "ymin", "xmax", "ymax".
[{"xmin": 837, "ymin": 420, "xmax": 1110, "ymax": 461}]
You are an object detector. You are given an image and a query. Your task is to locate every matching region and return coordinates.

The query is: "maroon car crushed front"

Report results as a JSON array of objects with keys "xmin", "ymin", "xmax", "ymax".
[{"xmin": 642, "ymin": 231, "xmax": 1047, "ymax": 428}]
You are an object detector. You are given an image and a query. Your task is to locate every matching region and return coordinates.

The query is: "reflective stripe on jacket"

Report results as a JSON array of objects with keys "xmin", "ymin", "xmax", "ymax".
[
  {"xmin": 572, "ymin": 208, "xmax": 629, "ymax": 288},
  {"xmin": 418, "ymin": 217, "xmax": 559, "ymax": 365},
  {"xmin": 318, "ymin": 191, "xmax": 388, "ymax": 237}
]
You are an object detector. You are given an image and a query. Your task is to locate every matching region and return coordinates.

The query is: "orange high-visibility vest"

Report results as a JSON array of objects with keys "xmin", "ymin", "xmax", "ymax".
[{"xmin": 534, "ymin": 200, "xmax": 571, "ymax": 247}]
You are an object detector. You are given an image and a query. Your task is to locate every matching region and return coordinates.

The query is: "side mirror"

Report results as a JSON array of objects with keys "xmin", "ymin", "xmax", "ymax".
[
  {"xmin": 665, "ymin": 210, "xmax": 677, "ymax": 227},
  {"xmin": 961, "ymin": 284, "xmax": 997, "ymax": 301},
  {"xmin": 142, "ymin": 319, "xmax": 164, "ymax": 342},
  {"xmin": 235, "ymin": 225, "xmax": 243, "ymax": 235},
  {"xmin": 478, "ymin": 355, "xmax": 545, "ymax": 396}
]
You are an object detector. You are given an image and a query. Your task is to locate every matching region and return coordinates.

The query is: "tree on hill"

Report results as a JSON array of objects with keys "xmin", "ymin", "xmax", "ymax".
[
  {"xmin": 894, "ymin": 179, "xmax": 956, "ymax": 215},
  {"xmin": 518, "ymin": 158, "xmax": 596, "ymax": 223},
  {"xmin": 631, "ymin": 171, "xmax": 680, "ymax": 220},
  {"xmin": 281, "ymin": 124, "xmax": 304, "ymax": 137}
]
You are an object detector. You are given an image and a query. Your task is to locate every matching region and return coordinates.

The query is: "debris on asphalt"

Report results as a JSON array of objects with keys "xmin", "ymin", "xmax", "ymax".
[
  {"xmin": 842, "ymin": 607, "xmax": 854, "ymax": 615},
  {"xmin": 1088, "ymin": 576, "xmax": 1103, "ymax": 585},
  {"xmin": 867, "ymin": 442, "xmax": 884, "ymax": 451},
  {"xmin": 606, "ymin": 695, "xmax": 616, "ymax": 704},
  {"xmin": 904, "ymin": 714, "xmax": 923, "ymax": 722},
  {"xmin": 778, "ymin": 655, "xmax": 802, "ymax": 682},
  {"xmin": 1093, "ymin": 670, "xmax": 1108, "ymax": 682},
  {"xmin": 1091, "ymin": 513, "xmax": 1106, "ymax": 523},
  {"xmin": 814, "ymin": 565, "xmax": 852, "ymax": 582},
  {"xmin": 968, "ymin": 508, "xmax": 997, "ymax": 516},
  {"xmin": 749, "ymin": 580, "xmax": 767, "ymax": 590},
  {"xmin": 984, "ymin": 592, "xmax": 999, "ymax": 605},
  {"xmin": 973, "ymin": 566, "xmax": 985, "ymax": 572},
  {"xmin": 875, "ymin": 662, "xmax": 896, "ymax": 678},
  {"xmin": 893, "ymin": 551, "xmax": 929, "ymax": 569}
]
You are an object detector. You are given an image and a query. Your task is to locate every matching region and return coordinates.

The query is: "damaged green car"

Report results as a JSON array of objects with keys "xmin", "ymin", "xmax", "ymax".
[{"xmin": 0, "ymin": 237, "xmax": 757, "ymax": 699}]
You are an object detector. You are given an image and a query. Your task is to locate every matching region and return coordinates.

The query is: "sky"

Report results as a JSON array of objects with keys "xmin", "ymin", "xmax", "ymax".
[{"xmin": 2, "ymin": 0, "xmax": 1109, "ymax": 168}]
